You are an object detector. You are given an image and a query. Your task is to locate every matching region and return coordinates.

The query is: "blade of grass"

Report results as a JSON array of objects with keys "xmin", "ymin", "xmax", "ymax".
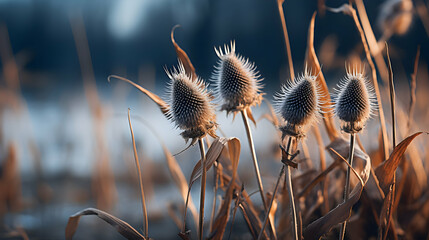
[
  {"xmin": 381, "ymin": 42, "xmax": 396, "ymax": 239},
  {"xmin": 128, "ymin": 109, "xmax": 148, "ymax": 238},
  {"xmin": 65, "ymin": 208, "xmax": 145, "ymax": 240},
  {"xmin": 277, "ymin": 0, "xmax": 295, "ymax": 80},
  {"xmin": 305, "ymin": 12, "xmax": 339, "ymax": 141}
]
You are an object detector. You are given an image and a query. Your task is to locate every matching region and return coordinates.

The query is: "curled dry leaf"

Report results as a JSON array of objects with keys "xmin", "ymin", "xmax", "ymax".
[
  {"xmin": 303, "ymin": 137, "xmax": 371, "ymax": 239},
  {"xmin": 65, "ymin": 208, "xmax": 145, "ymax": 240},
  {"xmin": 171, "ymin": 25, "xmax": 197, "ymax": 80},
  {"xmin": 305, "ymin": 11, "xmax": 339, "ymax": 141},
  {"xmin": 375, "ymin": 132, "xmax": 425, "ymax": 194},
  {"xmin": 208, "ymin": 138, "xmax": 241, "ymax": 240},
  {"xmin": 107, "ymin": 75, "xmax": 170, "ymax": 116}
]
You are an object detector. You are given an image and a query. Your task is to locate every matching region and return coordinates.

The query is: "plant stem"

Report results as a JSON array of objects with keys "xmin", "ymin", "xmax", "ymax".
[
  {"xmin": 241, "ymin": 109, "xmax": 267, "ymax": 208},
  {"xmin": 339, "ymin": 133, "xmax": 356, "ymax": 240},
  {"xmin": 127, "ymin": 109, "xmax": 148, "ymax": 238},
  {"xmin": 240, "ymin": 109, "xmax": 277, "ymax": 238},
  {"xmin": 276, "ymin": 0, "xmax": 295, "ymax": 80},
  {"xmin": 258, "ymin": 165, "xmax": 285, "ymax": 240},
  {"xmin": 285, "ymin": 146, "xmax": 298, "ymax": 240},
  {"xmin": 258, "ymin": 137, "xmax": 296, "ymax": 240},
  {"xmin": 198, "ymin": 138, "xmax": 207, "ymax": 240}
]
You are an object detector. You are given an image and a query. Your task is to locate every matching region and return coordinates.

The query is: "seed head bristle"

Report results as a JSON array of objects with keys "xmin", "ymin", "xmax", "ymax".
[
  {"xmin": 333, "ymin": 65, "xmax": 377, "ymax": 134},
  {"xmin": 274, "ymin": 68, "xmax": 322, "ymax": 139},
  {"xmin": 165, "ymin": 61, "xmax": 217, "ymax": 143},
  {"xmin": 377, "ymin": 0, "xmax": 413, "ymax": 36},
  {"xmin": 212, "ymin": 41, "xmax": 264, "ymax": 114}
]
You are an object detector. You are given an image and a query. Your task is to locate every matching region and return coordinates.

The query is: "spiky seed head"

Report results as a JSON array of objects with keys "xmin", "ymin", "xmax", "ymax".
[
  {"xmin": 212, "ymin": 41, "xmax": 263, "ymax": 114},
  {"xmin": 165, "ymin": 62, "xmax": 217, "ymax": 143},
  {"xmin": 333, "ymin": 66, "xmax": 377, "ymax": 134},
  {"xmin": 377, "ymin": 0, "xmax": 413, "ymax": 36},
  {"xmin": 274, "ymin": 69, "xmax": 322, "ymax": 139}
]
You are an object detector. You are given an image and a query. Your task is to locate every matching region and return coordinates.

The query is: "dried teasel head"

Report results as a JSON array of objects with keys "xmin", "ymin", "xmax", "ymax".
[
  {"xmin": 274, "ymin": 68, "xmax": 322, "ymax": 139},
  {"xmin": 333, "ymin": 65, "xmax": 377, "ymax": 134},
  {"xmin": 377, "ymin": 0, "xmax": 413, "ymax": 36},
  {"xmin": 165, "ymin": 61, "xmax": 217, "ymax": 144},
  {"xmin": 212, "ymin": 41, "xmax": 264, "ymax": 115}
]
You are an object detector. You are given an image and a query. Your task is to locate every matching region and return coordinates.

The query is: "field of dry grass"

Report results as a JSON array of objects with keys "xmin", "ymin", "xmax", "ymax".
[{"xmin": 1, "ymin": 0, "xmax": 429, "ymax": 239}]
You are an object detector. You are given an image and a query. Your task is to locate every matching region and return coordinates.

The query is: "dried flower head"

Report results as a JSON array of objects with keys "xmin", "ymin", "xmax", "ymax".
[
  {"xmin": 212, "ymin": 41, "xmax": 263, "ymax": 114},
  {"xmin": 166, "ymin": 62, "xmax": 217, "ymax": 143},
  {"xmin": 333, "ymin": 66, "xmax": 377, "ymax": 134},
  {"xmin": 377, "ymin": 0, "xmax": 413, "ymax": 36},
  {"xmin": 274, "ymin": 69, "xmax": 322, "ymax": 139}
]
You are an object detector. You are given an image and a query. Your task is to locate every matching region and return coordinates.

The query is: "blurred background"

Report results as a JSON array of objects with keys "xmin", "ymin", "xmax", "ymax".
[{"xmin": 0, "ymin": 0, "xmax": 428, "ymax": 239}]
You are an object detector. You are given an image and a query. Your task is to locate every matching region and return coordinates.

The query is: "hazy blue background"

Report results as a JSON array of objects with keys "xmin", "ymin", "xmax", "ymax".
[{"xmin": 0, "ymin": 0, "xmax": 427, "ymax": 239}]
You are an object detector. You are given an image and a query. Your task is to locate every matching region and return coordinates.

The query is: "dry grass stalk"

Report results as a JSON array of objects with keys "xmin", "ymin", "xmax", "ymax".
[
  {"xmin": 277, "ymin": 0, "xmax": 295, "ymax": 80},
  {"xmin": 380, "ymin": 42, "xmax": 396, "ymax": 240},
  {"xmin": 70, "ymin": 11, "xmax": 117, "ymax": 210},
  {"xmin": 127, "ymin": 109, "xmax": 149, "ymax": 238},
  {"xmin": 305, "ymin": 12, "xmax": 340, "ymax": 141},
  {"xmin": 198, "ymin": 139, "xmax": 207, "ymax": 240},
  {"xmin": 66, "ymin": 208, "xmax": 146, "ymax": 240}
]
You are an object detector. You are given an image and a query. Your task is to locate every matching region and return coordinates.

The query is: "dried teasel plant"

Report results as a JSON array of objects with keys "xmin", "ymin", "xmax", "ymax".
[
  {"xmin": 333, "ymin": 65, "xmax": 376, "ymax": 240},
  {"xmin": 165, "ymin": 61, "xmax": 217, "ymax": 240},
  {"xmin": 259, "ymin": 68, "xmax": 323, "ymax": 240},
  {"xmin": 333, "ymin": 65, "xmax": 377, "ymax": 134},
  {"xmin": 212, "ymin": 41, "xmax": 263, "ymax": 114},
  {"xmin": 211, "ymin": 40, "xmax": 275, "ymax": 235},
  {"xmin": 165, "ymin": 62, "xmax": 217, "ymax": 144}
]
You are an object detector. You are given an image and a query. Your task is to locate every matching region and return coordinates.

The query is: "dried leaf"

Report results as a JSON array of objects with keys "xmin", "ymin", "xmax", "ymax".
[
  {"xmin": 375, "ymin": 132, "xmax": 425, "ymax": 194},
  {"xmin": 208, "ymin": 138, "xmax": 241, "ymax": 240},
  {"xmin": 108, "ymin": 75, "xmax": 169, "ymax": 116},
  {"xmin": 171, "ymin": 25, "xmax": 197, "ymax": 80},
  {"xmin": 378, "ymin": 184, "xmax": 394, "ymax": 240},
  {"xmin": 65, "ymin": 208, "xmax": 145, "ymax": 240},
  {"xmin": 304, "ymin": 137, "xmax": 371, "ymax": 239},
  {"xmin": 182, "ymin": 138, "xmax": 233, "ymax": 232},
  {"xmin": 161, "ymin": 144, "xmax": 198, "ymax": 229},
  {"xmin": 189, "ymin": 138, "xmax": 231, "ymax": 187},
  {"xmin": 305, "ymin": 12, "xmax": 339, "ymax": 141}
]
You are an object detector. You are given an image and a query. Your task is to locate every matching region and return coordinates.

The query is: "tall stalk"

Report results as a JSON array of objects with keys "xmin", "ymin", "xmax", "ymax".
[
  {"xmin": 241, "ymin": 109, "xmax": 277, "ymax": 238},
  {"xmin": 241, "ymin": 109, "xmax": 267, "ymax": 208},
  {"xmin": 258, "ymin": 137, "xmax": 297, "ymax": 240},
  {"xmin": 127, "ymin": 109, "xmax": 148, "ymax": 238},
  {"xmin": 339, "ymin": 133, "xmax": 356, "ymax": 240},
  {"xmin": 198, "ymin": 138, "xmax": 207, "ymax": 240}
]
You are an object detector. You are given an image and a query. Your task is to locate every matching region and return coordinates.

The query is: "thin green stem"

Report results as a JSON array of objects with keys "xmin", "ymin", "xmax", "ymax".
[
  {"xmin": 339, "ymin": 133, "xmax": 356, "ymax": 240},
  {"xmin": 198, "ymin": 138, "xmax": 206, "ymax": 240},
  {"xmin": 241, "ymin": 109, "xmax": 276, "ymax": 239}
]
